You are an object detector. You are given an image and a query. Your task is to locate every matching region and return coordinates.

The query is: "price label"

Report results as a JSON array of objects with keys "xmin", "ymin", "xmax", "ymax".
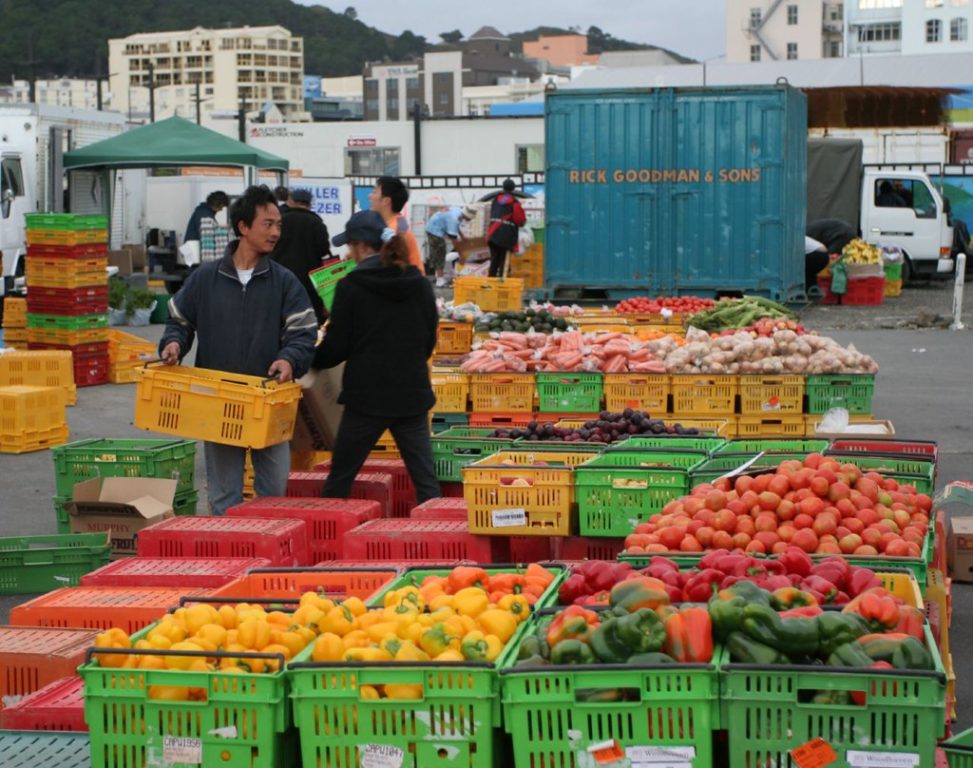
[
  {"xmin": 163, "ymin": 736, "xmax": 202, "ymax": 764},
  {"xmin": 627, "ymin": 745, "xmax": 695, "ymax": 763},
  {"xmin": 360, "ymin": 744, "xmax": 405, "ymax": 768},
  {"xmin": 790, "ymin": 738, "xmax": 837, "ymax": 768},
  {"xmin": 846, "ymin": 750, "xmax": 919, "ymax": 768},
  {"xmin": 587, "ymin": 739, "xmax": 625, "ymax": 764},
  {"xmin": 491, "ymin": 508, "xmax": 527, "ymax": 528}
]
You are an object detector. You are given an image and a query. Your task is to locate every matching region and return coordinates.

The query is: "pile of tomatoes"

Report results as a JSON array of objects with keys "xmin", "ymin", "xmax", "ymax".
[{"xmin": 615, "ymin": 296, "xmax": 716, "ymax": 315}]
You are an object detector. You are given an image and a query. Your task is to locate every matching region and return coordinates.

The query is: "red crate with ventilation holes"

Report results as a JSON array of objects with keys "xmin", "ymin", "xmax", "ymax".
[
  {"xmin": 135, "ymin": 516, "xmax": 308, "ymax": 566},
  {"xmin": 79, "ymin": 557, "xmax": 271, "ymax": 588},
  {"xmin": 342, "ymin": 519, "xmax": 503, "ymax": 562},
  {"xmin": 0, "ymin": 676, "xmax": 86, "ymax": 731}
]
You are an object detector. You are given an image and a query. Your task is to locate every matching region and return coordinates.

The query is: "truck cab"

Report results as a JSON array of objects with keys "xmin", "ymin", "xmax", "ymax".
[
  {"xmin": 860, "ymin": 169, "xmax": 953, "ymax": 279},
  {"xmin": 0, "ymin": 146, "xmax": 30, "ymax": 295}
]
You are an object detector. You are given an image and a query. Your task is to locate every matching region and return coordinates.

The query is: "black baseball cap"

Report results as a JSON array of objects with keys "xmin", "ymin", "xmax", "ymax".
[
  {"xmin": 332, "ymin": 209, "xmax": 386, "ymax": 247},
  {"xmin": 290, "ymin": 188, "xmax": 312, "ymax": 204}
]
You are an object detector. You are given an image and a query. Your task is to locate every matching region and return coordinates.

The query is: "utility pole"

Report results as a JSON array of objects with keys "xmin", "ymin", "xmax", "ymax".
[
  {"xmin": 411, "ymin": 100, "xmax": 422, "ymax": 176},
  {"xmin": 26, "ymin": 35, "xmax": 37, "ymax": 103},
  {"xmin": 96, "ymin": 77, "xmax": 107, "ymax": 111},
  {"xmin": 238, "ymin": 93, "xmax": 248, "ymax": 143},
  {"xmin": 195, "ymin": 81, "xmax": 201, "ymax": 124},
  {"xmin": 147, "ymin": 61, "xmax": 156, "ymax": 122}
]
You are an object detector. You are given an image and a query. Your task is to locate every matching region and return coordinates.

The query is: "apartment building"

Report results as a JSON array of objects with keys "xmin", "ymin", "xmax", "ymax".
[
  {"xmin": 0, "ymin": 78, "xmax": 109, "ymax": 110},
  {"xmin": 522, "ymin": 34, "xmax": 600, "ymax": 67},
  {"xmin": 847, "ymin": 0, "xmax": 973, "ymax": 56},
  {"xmin": 726, "ymin": 0, "xmax": 846, "ymax": 62},
  {"xmin": 108, "ymin": 25, "xmax": 307, "ymax": 122}
]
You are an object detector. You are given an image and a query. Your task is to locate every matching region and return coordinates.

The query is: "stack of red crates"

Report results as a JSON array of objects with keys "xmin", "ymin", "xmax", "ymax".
[
  {"xmin": 313, "ymin": 458, "xmax": 416, "ymax": 517},
  {"xmin": 136, "ymin": 516, "xmax": 309, "ymax": 566},
  {"xmin": 286, "ymin": 471, "xmax": 395, "ymax": 518},
  {"xmin": 0, "ymin": 676, "xmax": 86, "ymax": 731},
  {"xmin": 24, "ymin": 214, "xmax": 110, "ymax": 387}
]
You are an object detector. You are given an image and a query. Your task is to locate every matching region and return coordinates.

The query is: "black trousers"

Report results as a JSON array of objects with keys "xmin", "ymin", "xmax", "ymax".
[
  {"xmin": 805, "ymin": 251, "xmax": 830, "ymax": 291},
  {"xmin": 488, "ymin": 243, "xmax": 509, "ymax": 277},
  {"xmin": 322, "ymin": 407, "xmax": 441, "ymax": 504}
]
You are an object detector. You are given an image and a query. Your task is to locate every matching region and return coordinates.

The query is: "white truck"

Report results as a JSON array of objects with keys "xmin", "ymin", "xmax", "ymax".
[
  {"xmin": 0, "ymin": 104, "xmax": 129, "ymax": 296},
  {"xmin": 808, "ymin": 138, "xmax": 954, "ymax": 280}
]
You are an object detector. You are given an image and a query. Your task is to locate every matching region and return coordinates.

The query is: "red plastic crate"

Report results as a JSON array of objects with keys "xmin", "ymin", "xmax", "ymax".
[
  {"xmin": 0, "ymin": 626, "xmax": 100, "ymax": 702},
  {"xmin": 343, "ymin": 519, "xmax": 503, "ymax": 562},
  {"xmin": 509, "ymin": 537, "xmax": 553, "ymax": 563},
  {"xmin": 136, "ymin": 516, "xmax": 309, "ymax": 566},
  {"xmin": 316, "ymin": 559, "xmax": 476, "ymax": 568},
  {"xmin": 409, "ymin": 497, "xmax": 468, "ymax": 520},
  {"xmin": 816, "ymin": 275, "xmax": 839, "ymax": 305},
  {"xmin": 828, "ymin": 438, "xmax": 939, "ymax": 463},
  {"xmin": 26, "ymin": 286, "xmax": 109, "ymax": 316},
  {"xmin": 9, "ymin": 587, "xmax": 210, "ymax": 634},
  {"xmin": 468, "ymin": 412, "xmax": 533, "ymax": 428},
  {"xmin": 26, "ymin": 244, "xmax": 108, "ymax": 259},
  {"xmin": 842, "ymin": 276, "xmax": 885, "ymax": 305},
  {"xmin": 315, "ymin": 458, "xmax": 416, "ymax": 517},
  {"xmin": 79, "ymin": 557, "xmax": 272, "ymax": 588},
  {"xmin": 71, "ymin": 344, "xmax": 109, "ymax": 388},
  {"xmin": 226, "ymin": 497, "xmax": 382, "ymax": 562},
  {"xmin": 287, "ymin": 471, "xmax": 395, "ymax": 518},
  {"xmin": 441, "ymin": 482, "xmax": 465, "ymax": 498},
  {"xmin": 0, "ymin": 676, "xmax": 86, "ymax": 731},
  {"xmin": 554, "ymin": 536, "xmax": 626, "ymax": 561}
]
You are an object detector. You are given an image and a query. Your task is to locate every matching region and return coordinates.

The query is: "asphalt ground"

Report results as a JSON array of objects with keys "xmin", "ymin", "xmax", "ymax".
[{"xmin": 0, "ymin": 282, "xmax": 971, "ymax": 729}]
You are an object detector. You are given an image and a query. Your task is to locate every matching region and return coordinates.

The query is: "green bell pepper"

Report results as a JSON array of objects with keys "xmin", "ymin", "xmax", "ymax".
[
  {"xmin": 827, "ymin": 641, "xmax": 875, "ymax": 668},
  {"xmin": 741, "ymin": 603, "xmax": 820, "ymax": 657},
  {"xmin": 589, "ymin": 621, "xmax": 630, "ymax": 664},
  {"xmin": 817, "ymin": 612, "xmax": 870, "ymax": 657},
  {"xmin": 615, "ymin": 608, "xmax": 666, "ymax": 655},
  {"xmin": 709, "ymin": 582, "xmax": 771, "ymax": 641},
  {"xmin": 628, "ymin": 652, "xmax": 676, "ymax": 665},
  {"xmin": 550, "ymin": 638, "xmax": 595, "ymax": 665},
  {"xmin": 891, "ymin": 636, "xmax": 935, "ymax": 671},
  {"xmin": 726, "ymin": 631, "xmax": 790, "ymax": 665},
  {"xmin": 517, "ymin": 634, "xmax": 541, "ymax": 660},
  {"xmin": 514, "ymin": 654, "xmax": 549, "ymax": 668}
]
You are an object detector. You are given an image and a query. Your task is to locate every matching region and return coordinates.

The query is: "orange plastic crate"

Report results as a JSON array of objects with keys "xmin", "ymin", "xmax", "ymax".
[
  {"xmin": 207, "ymin": 567, "xmax": 400, "ymax": 603},
  {"xmin": 0, "ymin": 626, "xmax": 100, "ymax": 702},
  {"xmin": 468, "ymin": 412, "xmax": 533, "ymax": 428},
  {"xmin": 9, "ymin": 586, "xmax": 212, "ymax": 634},
  {"xmin": 79, "ymin": 557, "xmax": 272, "ymax": 588}
]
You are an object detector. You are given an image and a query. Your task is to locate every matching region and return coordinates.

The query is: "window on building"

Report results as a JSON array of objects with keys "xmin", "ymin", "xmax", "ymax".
[
  {"xmin": 1, "ymin": 156, "xmax": 25, "ymax": 217},
  {"xmin": 857, "ymin": 0, "xmax": 902, "ymax": 7},
  {"xmin": 857, "ymin": 22, "xmax": 901, "ymax": 41},
  {"xmin": 750, "ymin": 7, "xmax": 762, "ymax": 25},
  {"xmin": 952, "ymin": 17, "xmax": 968, "ymax": 39},
  {"xmin": 829, "ymin": 40, "xmax": 843, "ymax": 56},
  {"xmin": 344, "ymin": 147, "xmax": 400, "ymax": 176},
  {"xmin": 927, "ymin": 18, "xmax": 943, "ymax": 41},
  {"xmin": 787, "ymin": 42, "xmax": 798, "ymax": 58},
  {"xmin": 750, "ymin": 44, "xmax": 761, "ymax": 61},
  {"xmin": 787, "ymin": 5, "xmax": 799, "ymax": 24},
  {"xmin": 516, "ymin": 145, "xmax": 545, "ymax": 173},
  {"xmin": 387, "ymin": 79, "xmax": 399, "ymax": 117}
]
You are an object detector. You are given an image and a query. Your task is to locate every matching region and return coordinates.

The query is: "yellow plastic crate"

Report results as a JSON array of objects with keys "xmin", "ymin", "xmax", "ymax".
[
  {"xmin": 572, "ymin": 316, "xmax": 635, "ymax": 334},
  {"xmin": 243, "ymin": 449, "xmax": 255, "ymax": 500},
  {"xmin": 736, "ymin": 414, "xmax": 807, "ymax": 438},
  {"xmin": 670, "ymin": 375, "xmax": 739, "ymax": 416},
  {"xmin": 2, "ymin": 328, "xmax": 28, "ymax": 347},
  {"xmin": 107, "ymin": 329, "xmax": 156, "ymax": 364},
  {"xmin": 434, "ymin": 320, "xmax": 473, "ymax": 355},
  {"xmin": 885, "ymin": 278, "xmax": 903, "ymax": 297},
  {"xmin": 463, "ymin": 450, "xmax": 598, "ymax": 536},
  {"xmin": 665, "ymin": 415, "xmax": 734, "ymax": 437},
  {"xmin": 108, "ymin": 363, "xmax": 140, "ymax": 384},
  {"xmin": 290, "ymin": 450, "xmax": 333, "ymax": 471},
  {"xmin": 26, "ymin": 326, "xmax": 109, "ymax": 346},
  {"xmin": 133, "ymin": 364, "xmax": 302, "ymax": 449},
  {"xmin": 470, "ymin": 373, "xmax": 535, "ymax": 413},
  {"xmin": 453, "ymin": 276, "xmax": 524, "ymax": 312},
  {"xmin": 25, "ymin": 228, "xmax": 108, "ymax": 246},
  {"xmin": 25, "ymin": 261, "xmax": 106, "ymax": 289},
  {"xmin": 431, "ymin": 370, "xmax": 469, "ymax": 413},
  {"xmin": 2, "ymin": 297, "xmax": 26, "ymax": 328},
  {"xmin": 603, "ymin": 373, "xmax": 670, "ymax": 413},
  {"xmin": 0, "ymin": 423, "xmax": 69, "ymax": 454},
  {"xmin": 0, "ymin": 385, "xmax": 67, "ymax": 435},
  {"xmin": 370, "ymin": 430, "xmax": 402, "ymax": 459},
  {"xmin": 0, "ymin": 350, "xmax": 77, "ymax": 405},
  {"xmin": 738, "ymin": 375, "xmax": 805, "ymax": 415}
]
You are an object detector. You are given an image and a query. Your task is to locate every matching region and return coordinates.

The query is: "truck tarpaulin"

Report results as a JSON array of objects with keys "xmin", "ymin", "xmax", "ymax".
[{"xmin": 807, "ymin": 138, "xmax": 863, "ymax": 226}]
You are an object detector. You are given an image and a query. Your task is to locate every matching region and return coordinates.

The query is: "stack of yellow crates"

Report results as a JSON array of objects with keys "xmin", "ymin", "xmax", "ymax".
[
  {"xmin": 2, "ymin": 297, "xmax": 27, "ymax": 348},
  {"xmin": 509, "ymin": 243, "xmax": 544, "ymax": 289},
  {"xmin": 0, "ymin": 385, "xmax": 68, "ymax": 453},
  {"xmin": 0, "ymin": 349, "xmax": 77, "ymax": 406},
  {"xmin": 107, "ymin": 329, "xmax": 156, "ymax": 384}
]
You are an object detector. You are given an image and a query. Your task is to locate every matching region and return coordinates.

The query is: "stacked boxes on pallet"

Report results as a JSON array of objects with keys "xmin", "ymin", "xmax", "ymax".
[
  {"xmin": 2, "ymin": 295, "xmax": 27, "ymax": 348},
  {"xmin": 24, "ymin": 213, "xmax": 110, "ymax": 387}
]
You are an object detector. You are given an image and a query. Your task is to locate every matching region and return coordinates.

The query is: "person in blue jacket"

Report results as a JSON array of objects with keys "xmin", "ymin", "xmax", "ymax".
[
  {"xmin": 161, "ymin": 185, "xmax": 317, "ymax": 515},
  {"xmin": 184, "ymin": 190, "xmax": 229, "ymax": 243}
]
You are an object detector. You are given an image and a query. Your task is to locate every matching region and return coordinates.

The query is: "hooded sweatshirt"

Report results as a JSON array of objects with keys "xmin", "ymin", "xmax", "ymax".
[{"xmin": 312, "ymin": 254, "xmax": 438, "ymax": 417}]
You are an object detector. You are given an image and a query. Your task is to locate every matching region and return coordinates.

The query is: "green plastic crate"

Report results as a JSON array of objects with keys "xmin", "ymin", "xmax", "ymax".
[
  {"xmin": 806, "ymin": 374, "xmax": 876, "ymax": 415},
  {"xmin": 0, "ymin": 730, "xmax": 92, "ymax": 767},
  {"xmin": 52, "ymin": 437, "xmax": 197, "ymax": 498},
  {"xmin": 81, "ymin": 644, "xmax": 292, "ymax": 768},
  {"xmin": 431, "ymin": 411, "xmax": 468, "ymax": 433},
  {"xmin": 531, "ymin": 226, "xmax": 545, "ymax": 245},
  {"xmin": 716, "ymin": 438, "xmax": 830, "ymax": 455},
  {"xmin": 54, "ymin": 488, "xmax": 198, "ymax": 534},
  {"xmin": 722, "ymin": 625, "xmax": 945, "ymax": 768},
  {"xmin": 575, "ymin": 450, "xmax": 707, "ymax": 537},
  {"xmin": 310, "ymin": 258, "xmax": 356, "ymax": 312},
  {"xmin": 26, "ymin": 313, "xmax": 109, "ymax": 330},
  {"xmin": 611, "ymin": 434, "xmax": 728, "ymax": 454},
  {"xmin": 885, "ymin": 261, "xmax": 904, "ymax": 281},
  {"xmin": 536, "ymin": 372, "xmax": 603, "ymax": 412},
  {"xmin": 501, "ymin": 620, "xmax": 722, "ymax": 767},
  {"xmin": 823, "ymin": 451, "xmax": 936, "ymax": 494},
  {"xmin": 690, "ymin": 453, "xmax": 762, "ymax": 487},
  {"xmin": 25, "ymin": 212, "xmax": 108, "ymax": 230},
  {"xmin": 430, "ymin": 426, "xmax": 513, "ymax": 482},
  {"xmin": 943, "ymin": 726, "xmax": 973, "ymax": 767},
  {"xmin": 0, "ymin": 532, "xmax": 111, "ymax": 594}
]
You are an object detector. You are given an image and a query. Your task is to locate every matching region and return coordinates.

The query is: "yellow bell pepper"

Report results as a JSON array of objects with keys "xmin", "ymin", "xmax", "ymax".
[
  {"xmin": 360, "ymin": 685, "xmax": 382, "ymax": 700},
  {"xmin": 476, "ymin": 609, "xmax": 518, "ymax": 643},
  {"xmin": 237, "ymin": 618, "xmax": 272, "ymax": 649},
  {"xmin": 259, "ymin": 643, "xmax": 292, "ymax": 672},
  {"xmin": 355, "ymin": 611, "xmax": 382, "ymax": 630},
  {"xmin": 299, "ymin": 592, "xmax": 334, "ymax": 613},
  {"xmin": 344, "ymin": 647, "xmax": 393, "ymax": 662},
  {"xmin": 341, "ymin": 630, "xmax": 371, "ymax": 650},
  {"xmin": 453, "ymin": 587, "xmax": 489, "ymax": 618},
  {"xmin": 384, "ymin": 683, "xmax": 423, "ymax": 699},
  {"xmin": 460, "ymin": 630, "xmax": 504, "ymax": 662},
  {"xmin": 420, "ymin": 623, "xmax": 459, "ymax": 657},
  {"xmin": 196, "ymin": 623, "xmax": 227, "ymax": 649},
  {"xmin": 366, "ymin": 622, "xmax": 400, "ymax": 644},
  {"xmin": 434, "ymin": 649, "xmax": 465, "ymax": 662},
  {"xmin": 321, "ymin": 605, "xmax": 357, "ymax": 637},
  {"xmin": 343, "ymin": 597, "xmax": 367, "ymax": 618},
  {"xmin": 498, "ymin": 594, "xmax": 531, "ymax": 623},
  {"xmin": 400, "ymin": 621, "xmax": 425, "ymax": 645},
  {"xmin": 218, "ymin": 605, "xmax": 239, "ymax": 629},
  {"xmin": 393, "ymin": 640, "xmax": 430, "ymax": 662},
  {"xmin": 165, "ymin": 641, "xmax": 204, "ymax": 671},
  {"xmin": 137, "ymin": 654, "xmax": 167, "ymax": 671},
  {"xmin": 276, "ymin": 630, "xmax": 308, "ymax": 658},
  {"xmin": 428, "ymin": 594, "xmax": 455, "ymax": 612},
  {"xmin": 266, "ymin": 610, "xmax": 293, "ymax": 626},
  {"xmin": 148, "ymin": 685, "xmax": 190, "ymax": 701},
  {"xmin": 311, "ymin": 633, "xmax": 345, "ymax": 663},
  {"xmin": 185, "ymin": 604, "xmax": 220, "ymax": 636}
]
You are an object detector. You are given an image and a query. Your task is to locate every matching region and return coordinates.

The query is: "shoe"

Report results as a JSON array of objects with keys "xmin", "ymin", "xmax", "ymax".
[{"xmin": 435, "ymin": 277, "xmax": 447, "ymax": 288}]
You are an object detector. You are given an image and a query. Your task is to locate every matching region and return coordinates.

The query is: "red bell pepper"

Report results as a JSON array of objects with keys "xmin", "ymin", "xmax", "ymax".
[
  {"xmin": 810, "ymin": 556, "xmax": 851, "ymax": 590},
  {"xmin": 698, "ymin": 549, "xmax": 730, "ymax": 570},
  {"xmin": 642, "ymin": 556, "xmax": 680, "ymax": 580},
  {"xmin": 662, "ymin": 606, "xmax": 714, "ymax": 663},
  {"xmin": 842, "ymin": 587, "xmax": 901, "ymax": 631},
  {"xmin": 682, "ymin": 569, "xmax": 724, "ymax": 603},
  {"xmin": 777, "ymin": 546, "xmax": 813, "ymax": 578},
  {"xmin": 779, "ymin": 604, "xmax": 824, "ymax": 619},
  {"xmin": 801, "ymin": 575, "xmax": 841, "ymax": 604},
  {"xmin": 893, "ymin": 604, "xmax": 925, "ymax": 640},
  {"xmin": 847, "ymin": 567, "xmax": 882, "ymax": 597},
  {"xmin": 558, "ymin": 573, "xmax": 588, "ymax": 605},
  {"xmin": 580, "ymin": 590, "xmax": 611, "ymax": 607},
  {"xmin": 762, "ymin": 574, "xmax": 793, "ymax": 592}
]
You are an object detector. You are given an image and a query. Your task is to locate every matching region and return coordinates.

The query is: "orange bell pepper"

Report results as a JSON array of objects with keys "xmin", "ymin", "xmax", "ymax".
[
  {"xmin": 447, "ymin": 566, "xmax": 491, "ymax": 593},
  {"xmin": 662, "ymin": 606, "xmax": 714, "ymax": 663}
]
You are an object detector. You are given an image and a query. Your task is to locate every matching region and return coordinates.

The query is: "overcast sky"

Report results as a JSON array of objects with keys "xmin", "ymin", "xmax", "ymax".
[{"xmin": 301, "ymin": 0, "xmax": 727, "ymax": 62}]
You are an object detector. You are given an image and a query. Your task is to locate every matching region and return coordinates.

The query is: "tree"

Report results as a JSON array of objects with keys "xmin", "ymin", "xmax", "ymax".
[
  {"xmin": 587, "ymin": 25, "xmax": 608, "ymax": 54},
  {"xmin": 343, "ymin": 6, "xmax": 357, "ymax": 20},
  {"xmin": 439, "ymin": 29, "xmax": 463, "ymax": 44}
]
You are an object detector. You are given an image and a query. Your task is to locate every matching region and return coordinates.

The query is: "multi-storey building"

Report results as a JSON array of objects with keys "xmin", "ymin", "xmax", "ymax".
[{"xmin": 726, "ymin": 1, "xmax": 846, "ymax": 61}]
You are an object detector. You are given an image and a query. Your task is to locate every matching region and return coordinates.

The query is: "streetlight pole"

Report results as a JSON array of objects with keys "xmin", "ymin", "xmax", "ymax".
[{"xmin": 148, "ymin": 61, "xmax": 156, "ymax": 122}]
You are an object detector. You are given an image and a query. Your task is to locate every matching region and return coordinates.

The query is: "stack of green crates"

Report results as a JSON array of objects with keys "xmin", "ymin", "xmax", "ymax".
[
  {"xmin": 51, "ymin": 437, "xmax": 198, "ymax": 533},
  {"xmin": 0, "ymin": 532, "xmax": 110, "ymax": 594}
]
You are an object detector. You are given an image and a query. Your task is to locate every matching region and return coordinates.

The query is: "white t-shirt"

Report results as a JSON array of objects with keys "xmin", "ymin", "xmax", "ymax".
[{"xmin": 238, "ymin": 268, "xmax": 254, "ymax": 286}]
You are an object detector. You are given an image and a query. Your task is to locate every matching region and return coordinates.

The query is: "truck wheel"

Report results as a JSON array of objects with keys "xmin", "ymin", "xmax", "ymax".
[{"xmin": 901, "ymin": 257, "xmax": 912, "ymax": 285}]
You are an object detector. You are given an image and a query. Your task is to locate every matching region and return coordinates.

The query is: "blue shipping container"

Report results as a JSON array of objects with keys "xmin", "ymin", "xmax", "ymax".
[{"xmin": 544, "ymin": 85, "xmax": 807, "ymax": 300}]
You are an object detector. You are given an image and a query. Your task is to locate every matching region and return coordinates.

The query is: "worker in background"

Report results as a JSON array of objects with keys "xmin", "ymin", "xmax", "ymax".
[
  {"xmin": 368, "ymin": 176, "xmax": 423, "ymax": 272},
  {"xmin": 425, "ymin": 205, "xmax": 475, "ymax": 288},
  {"xmin": 273, "ymin": 188, "xmax": 331, "ymax": 324},
  {"xmin": 876, "ymin": 180, "xmax": 907, "ymax": 208},
  {"xmin": 184, "ymin": 190, "xmax": 229, "ymax": 243},
  {"xmin": 275, "ymin": 185, "xmax": 291, "ymax": 213},
  {"xmin": 487, "ymin": 179, "xmax": 526, "ymax": 277},
  {"xmin": 806, "ymin": 218, "xmax": 857, "ymax": 294},
  {"xmin": 160, "ymin": 185, "xmax": 317, "ymax": 515},
  {"xmin": 311, "ymin": 209, "xmax": 440, "ymax": 504}
]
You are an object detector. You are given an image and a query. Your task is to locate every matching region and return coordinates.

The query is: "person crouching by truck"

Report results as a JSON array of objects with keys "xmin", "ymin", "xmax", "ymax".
[
  {"xmin": 311, "ymin": 209, "xmax": 441, "ymax": 505},
  {"xmin": 487, "ymin": 179, "xmax": 526, "ymax": 277},
  {"xmin": 160, "ymin": 185, "xmax": 317, "ymax": 515}
]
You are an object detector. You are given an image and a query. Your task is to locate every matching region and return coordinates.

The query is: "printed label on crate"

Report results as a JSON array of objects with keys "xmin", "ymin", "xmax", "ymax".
[
  {"xmin": 360, "ymin": 743, "xmax": 405, "ymax": 768},
  {"xmin": 845, "ymin": 750, "xmax": 919, "ymax": 768},
  {"xmin": 491, "ymin": 508, "xmax": 528, "ymax": 528},
  {"xmin": 790, "ymin": 738, "xmax": 837, "ymax": 768},
  {"xmin": 762, "ymin": 396, "xmax": 782, "ymax": 412},
  {"xmin": 626, "ymin": 746, "xmax": 695, "ymax": 764},
  {"xmin": 163, "ymin": 736, "xmax": 203, "ymax": 764}
]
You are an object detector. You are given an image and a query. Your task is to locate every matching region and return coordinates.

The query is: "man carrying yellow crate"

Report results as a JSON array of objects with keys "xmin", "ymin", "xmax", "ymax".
[{"xmin": 160, "ymin": 185, "xmax": 317, "ymax": 515}]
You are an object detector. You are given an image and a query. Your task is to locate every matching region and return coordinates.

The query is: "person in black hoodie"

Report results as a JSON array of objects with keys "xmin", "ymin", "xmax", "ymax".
[
  {"xmin": 273, "ymin": 188, "xmax": 331, "ymax": 324},
  {"xmin": 311, "ymin": 209, "xmax": 441, "ymax": 503}
]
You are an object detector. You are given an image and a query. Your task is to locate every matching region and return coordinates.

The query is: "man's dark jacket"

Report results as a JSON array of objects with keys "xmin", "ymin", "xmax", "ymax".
[{"xmin": 274, "ymin": 206, "xmax": 331, "ymax": 323}]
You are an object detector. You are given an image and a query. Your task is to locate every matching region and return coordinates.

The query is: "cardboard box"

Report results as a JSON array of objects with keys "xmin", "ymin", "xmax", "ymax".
[
  {"xmin": 949, "ymin": 516, "xmax": 973, "ymax": 583},
  {"xmin": 108, "ymin": 245, "xmax": 148, "ymax": 275},
  {"xmin": 66, "ymin": 477, "xmax": 177, "ymax": 557},
  {"xmin": 124, "ymin": 244, "xmax": 148, "ymax": 272},
  {"xmin": 293, "ymin": 364, "xmax": 345, "ymax": 451}
]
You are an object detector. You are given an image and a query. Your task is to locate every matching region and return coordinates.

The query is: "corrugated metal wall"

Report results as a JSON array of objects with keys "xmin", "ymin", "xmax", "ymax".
[{"xmin": 545, "ymin": 85, "xmax": 807, "ymax": 299}]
